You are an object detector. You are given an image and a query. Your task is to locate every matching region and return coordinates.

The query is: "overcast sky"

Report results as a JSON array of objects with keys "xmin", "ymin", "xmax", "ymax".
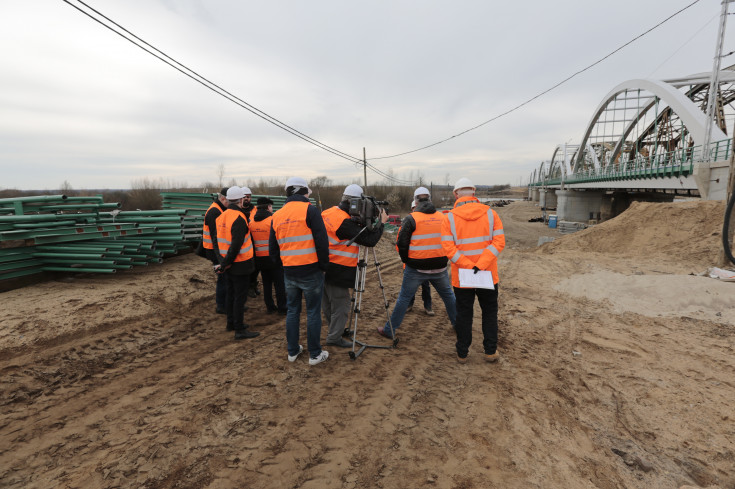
[{"xmin": 0, "ymin": 0, "xmax": 730, "ymax": 191}]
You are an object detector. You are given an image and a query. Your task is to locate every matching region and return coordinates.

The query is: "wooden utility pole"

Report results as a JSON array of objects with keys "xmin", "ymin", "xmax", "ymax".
[{"xmin": 363, "ymin": 147, "xmax": 368, "ymax": 190}]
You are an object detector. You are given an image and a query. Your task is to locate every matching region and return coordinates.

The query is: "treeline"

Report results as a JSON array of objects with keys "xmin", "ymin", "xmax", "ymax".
[{"xmin": 1, "ymin": 178, "xmax": 511, "ymax": 214}]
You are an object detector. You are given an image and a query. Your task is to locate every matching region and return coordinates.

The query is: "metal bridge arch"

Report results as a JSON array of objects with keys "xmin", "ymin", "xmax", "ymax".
[{"xmin": 573, "ymin": 78, "xmax": 728, "ymax": 172}]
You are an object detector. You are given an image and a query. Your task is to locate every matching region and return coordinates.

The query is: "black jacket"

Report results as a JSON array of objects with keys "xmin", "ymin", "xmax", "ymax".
[
  {"xmin": 268, "ymin": 194, "xmax": 330, "ymax": 279},
  {"xmin": 204, "ymin": 199, "xmax": 227, "ymax": 263},
  {"xmin": 325, "ymin": 200, "xmax": 385, "ymax": 288},
  {"xmin": 215, "ymin": 203, "xmax": 254, "ymax": 275},
  {"xmin": 396, "ymin": 200, "xmax": 448, "ymax": 270},
  {"xmin": 253, "ymin": 206, "xmax": 277, "ymax": 271}
]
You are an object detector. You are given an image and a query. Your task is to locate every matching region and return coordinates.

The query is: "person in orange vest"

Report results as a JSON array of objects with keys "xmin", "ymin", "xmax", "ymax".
[
  {"xmin": 440, "ymin": 177, "xmax": 505, "ymax": 364},
  {"xmin": 241, "ymin": 186, "xmax": 261, "ymax": 300},
  {"xmin": 404, "ymin": 200, "xmax": 433, "ymax": 315},
  {"xmin": 322, "ymin": 184, "xmax": 388, "ymax": 348},
  {"xmin": 250, "ymin": 196, "xmax": 287, "ymax": 314},
  {"xmin": 377, "ymin": 187, "xmax": 456, "ymax": 339},
  {"xmin": 214, "ymin": 186, "xmax": 260, "ymax": 340},
  {"xmin": 202, "ymin": 187, "xmax": 229, "ymax": 314},
  {"xmin": 269, "ymin": 177, "xmax": 330, "ymax": 365}
]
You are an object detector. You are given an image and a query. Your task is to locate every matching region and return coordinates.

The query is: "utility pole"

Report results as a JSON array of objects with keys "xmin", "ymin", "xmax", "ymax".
[
  {"xmin": 363, "ymin": 147, "xmax": 368, "ymax": 190},
  {"xmin": 703, "ymin": 0, "xmax": 733, "ymax": 161}
]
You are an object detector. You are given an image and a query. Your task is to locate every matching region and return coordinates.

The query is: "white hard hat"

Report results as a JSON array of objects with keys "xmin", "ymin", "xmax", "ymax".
[
  {"xmin": 241, "ymin": 186, "xmax": 252, "ymax": 195},
  {"xmin": 343, "ymin": 184, "xmax": 363, "ymax": 198},
  {"xmin": 413, "ymin": 186, "xmax": 430, "ymax": 198},
  {"xmin": 285, "ymin": 176, "xmax": 308, "ymax": 190},
  {"xmin": 453, "ymin": 177, "xmax": 475, "ymax": 191},
  {"xmin": 226, "ymin": 186, "xmax": 245, "ymax": 201}
]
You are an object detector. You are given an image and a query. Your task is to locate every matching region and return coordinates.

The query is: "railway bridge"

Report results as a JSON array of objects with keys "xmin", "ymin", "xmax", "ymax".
[{"xmin": 528, "ymin": 69, "xmax": 735, "ymax": 222}]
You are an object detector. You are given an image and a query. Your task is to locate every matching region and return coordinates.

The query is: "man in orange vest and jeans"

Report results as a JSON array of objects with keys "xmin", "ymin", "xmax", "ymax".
[
  {"xmin": 215, "ymin": 186, "xmax": 260, "ymax": 340},
  {"xmin": 202, "ymin": 187, "xmax": 229, "ymax": 314},
  {"xmin": 269, "ymin": 177, "xmax": 330, "ymax": 365},
  {"xmin": 322, "ymin": 184, "xmax": 388, "ymax": 348},
  {"xmin": 377, "ymin": 187, "xmax": 456, "ymax": 339},
  {"xmin": 250, "ymin": 196, "xmax": 287, "ymax": 314},
  {"xmin": 441, "ymin": 178, "xmax": 505, "ymax": 363}
]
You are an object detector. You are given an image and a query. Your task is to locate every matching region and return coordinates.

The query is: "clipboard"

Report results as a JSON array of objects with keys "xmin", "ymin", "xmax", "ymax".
[{"xmin": 458, "ymin": 268, "xmax": 494, "ymax": 289}]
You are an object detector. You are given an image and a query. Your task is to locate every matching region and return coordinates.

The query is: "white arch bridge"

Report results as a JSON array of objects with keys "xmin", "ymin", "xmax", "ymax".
[{"xmin": 528, "ymin": 69, "xmax": 735, "ymax": 222}]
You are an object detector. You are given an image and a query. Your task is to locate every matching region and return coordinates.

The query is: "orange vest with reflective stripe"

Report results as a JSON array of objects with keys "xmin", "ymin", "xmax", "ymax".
[
  {"xmin": 215, "ymin": 208, "xmax": 254, "ymax": 262},
  {"xmin": 322, "ymin": 206, "xmax": 359, "ymax": 267},
  {"xmin": 249, "ymin": 216, "xmax": 272, "ymax": 257},
  {"xmin": 202, "ymin": 201, "xmax": 222, "ymax": 250},
  {"xmin": 271, "ymin": 201, "xmax": 318, "ymax": 266},
  {"xmin": 441, "ymin": 196, "xmax": 504, "ymax": 287},
  {"xmin": 408, "ymin": 212, "xmax": 446, "ymax": 260}
]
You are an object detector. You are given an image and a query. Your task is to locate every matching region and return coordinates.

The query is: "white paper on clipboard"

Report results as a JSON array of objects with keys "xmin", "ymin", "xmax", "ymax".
[{"xmin": 458, "ymin": 268, "xmax": 494, "ymax": 289}]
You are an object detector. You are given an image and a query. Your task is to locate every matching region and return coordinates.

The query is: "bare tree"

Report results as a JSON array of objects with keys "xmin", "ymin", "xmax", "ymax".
[
  {"xmin": 60, "ymin": 180, "xmax": 74, "ymax": 196},
  {"xmin": 216, "ymin": 164, "xmax": 226, "ymax": 187}
]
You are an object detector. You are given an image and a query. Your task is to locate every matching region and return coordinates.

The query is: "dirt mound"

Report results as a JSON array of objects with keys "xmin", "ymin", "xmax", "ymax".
[{"xmin": 543, "ymin": 200, "xmax": 726, "ymax": 268}]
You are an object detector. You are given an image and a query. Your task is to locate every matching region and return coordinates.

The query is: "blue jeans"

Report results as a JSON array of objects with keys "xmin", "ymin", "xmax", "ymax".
[
  {"xmin": 284, "ymin": 270, "xmax": 325, "ymax": 359},
  {"xmin": 384, "ymin": 266, "xmax": 456, "ymax": 336},
  {"xmin": 408, "ymin": 282, "xmax": 431, "ymax": 308}
]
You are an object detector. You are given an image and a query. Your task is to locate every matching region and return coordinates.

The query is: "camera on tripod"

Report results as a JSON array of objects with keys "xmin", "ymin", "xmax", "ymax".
[{"xmin": 348, "ymin": 195, "xmax": 389, "ymax": 230}]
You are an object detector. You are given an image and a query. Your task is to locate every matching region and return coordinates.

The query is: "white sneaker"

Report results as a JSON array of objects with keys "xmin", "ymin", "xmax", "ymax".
[
  {"xmin": 308, "ymin": 350, "xmax": 329, "ymax": 366},
  {"xmin": 288, "ymin": 345, "xmax": 303, "ymax": 362}
]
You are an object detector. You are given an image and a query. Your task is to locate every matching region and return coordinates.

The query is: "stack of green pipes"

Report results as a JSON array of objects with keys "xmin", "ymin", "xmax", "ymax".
[
  {"xmin": 0, "ymin": 194, "xmax": 188, "ymax": 282},
  {"xmin": 161, "ymin": 191, "xmax": 304, "ymax": 215}
]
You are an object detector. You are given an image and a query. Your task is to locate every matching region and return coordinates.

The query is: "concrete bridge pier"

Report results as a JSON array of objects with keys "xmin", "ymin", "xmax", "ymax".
[
  {"xmin": 600, "ymin": 192, "xmax": 675, "ymax": 221},
  {"xmin": 556, "ymin": 190, "xmax": 604, "ymax": 222},
  {"xmin": 539, "ymin": 189, "xmax": 557, "ymax": 210},
  {"xmin": 531, "ymin": 188, "xmax": 540, "ymax": 202}
]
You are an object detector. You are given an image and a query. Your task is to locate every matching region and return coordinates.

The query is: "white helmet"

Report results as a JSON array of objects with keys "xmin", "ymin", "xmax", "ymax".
[
  {"xmin": 413, "ymin": 186, "xmax": 430, "ymax": 198},
  {"xmin": 343, "ymin": 184, "xmax": 363, "ymax": 198},
  {"xmin": 285, "ymin": 176, "xmax": 308, "ymax": 190},
  {"xmin": 241, "ymin": 186, "xmax": 252, "ymax": 195},
  {"xmin": 226, "ymin": 186, "xmax": 245, "ymax": 201},
  {"xmin": 453, "ymin": 177, "xmax": 475, "ymax": 191}
]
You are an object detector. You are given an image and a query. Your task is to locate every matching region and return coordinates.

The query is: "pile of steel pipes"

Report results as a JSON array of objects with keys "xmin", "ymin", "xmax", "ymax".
[{"xmin": 0, "ymin": 194, "xmax": 188, "ymax": 284}]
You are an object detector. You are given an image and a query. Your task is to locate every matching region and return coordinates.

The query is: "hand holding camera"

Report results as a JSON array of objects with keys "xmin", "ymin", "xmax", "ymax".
[{"xmin": 379, "ymin": 208, "xmax": 389, "ymax": 224}]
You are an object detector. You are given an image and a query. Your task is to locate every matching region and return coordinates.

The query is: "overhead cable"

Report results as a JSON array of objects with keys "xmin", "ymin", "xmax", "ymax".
[
  {"xmin": 370, "ymin": 0, "xmax": 704, "ymax": 161},
  {"xmin": 62, "ymin": 0, "xmax": 364, "ymax": 166}
]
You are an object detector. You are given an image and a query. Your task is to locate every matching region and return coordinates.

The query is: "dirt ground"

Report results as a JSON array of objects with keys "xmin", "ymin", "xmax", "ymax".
[{"xmin": 1, "ymin": 199, "xmax": 733, "ymax": 489}]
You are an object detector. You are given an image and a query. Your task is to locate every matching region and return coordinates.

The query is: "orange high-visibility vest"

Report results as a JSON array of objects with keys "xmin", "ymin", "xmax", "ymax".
[
  {"xmin": 271, "ymin": 201, "xmax": 318, "ymax": 266},
  {"xmin": 249, "ymin": 216, "xmax": 273, "ymax": 257},
  {"xmin": 408, "ymin": 212, "xmax": 446, "ymax": 260},
  {"xmin": 216, "ymin": 208, "xmax": 254, "ymax": 262},
  {"xmin": 440, "ymin": 196, "xmax": 505, "ymax": 287},
  {"xmin": 322, "ymin": 206, "xmax": 359, "ymax": 267},
  {"xmin": 202, "ymin": 201, "xmax": 222, "ymax": 250}
]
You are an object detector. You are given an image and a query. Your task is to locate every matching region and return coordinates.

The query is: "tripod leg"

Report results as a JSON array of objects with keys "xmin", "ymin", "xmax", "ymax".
[
  {"xmin": 371, "ymin": 247, "xmax": 398, "ymax": 345},
  {"xmin": 350, "ymin": 246, "xmax": 368, "ymax": 355}
]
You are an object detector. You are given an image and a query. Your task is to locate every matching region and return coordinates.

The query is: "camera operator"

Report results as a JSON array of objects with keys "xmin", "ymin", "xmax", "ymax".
[
  {"xmin": 377, "ymin": 187, "xmax": 456, "ymax": 339},
  {"xmin": 321, "ymin": 184, "xmax": 388, "ymax": 348}
]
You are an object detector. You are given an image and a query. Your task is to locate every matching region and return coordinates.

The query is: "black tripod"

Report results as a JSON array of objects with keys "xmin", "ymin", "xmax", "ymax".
[{"xmin": 344, "ymin": 244, "xmax": 398, "ymax": 359}]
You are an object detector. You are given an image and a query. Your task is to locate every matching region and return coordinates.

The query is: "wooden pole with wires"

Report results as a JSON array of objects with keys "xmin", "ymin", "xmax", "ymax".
[{"xmin": 363, "ymin": 147, "xmax": 368, "ymax": 190}]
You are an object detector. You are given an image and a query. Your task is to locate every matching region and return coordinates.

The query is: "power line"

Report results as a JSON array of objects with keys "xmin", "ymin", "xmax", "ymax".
[
  {"xmin": 62, "ymin": 0, "xmax": 364, "ymax": 166},
  {"xmin": 370, "ymin": 0, "xmax": 704, "ymax": 161}
]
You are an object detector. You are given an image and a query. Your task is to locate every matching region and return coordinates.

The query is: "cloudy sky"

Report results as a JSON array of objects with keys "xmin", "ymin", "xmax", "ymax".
[{"xmin": 0, "ymin": 0, "xmax": 730, "ymax": 190}]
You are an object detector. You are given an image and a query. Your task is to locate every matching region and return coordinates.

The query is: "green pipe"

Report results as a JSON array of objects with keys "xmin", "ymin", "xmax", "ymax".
[
  {"xmin": 0, "ymin": 195, "xmax": 67, "ymax": 204},
  {"xmin": 0, "ymin": 268, "xmax": 42, "ymax": 280},
  {"xmin": 100, "ymin": 210, "xmax": 187, "ymax": 216},
  {"xmin": 42, "ymin": 266, "xmax": 116, "ymax": 274},
  {"xmin": 36, "ymin": 245, "xmax": 110, "ymax": 252},
  {"xmin": 33, "ymin": 252, "xmax": 106, "ymax": 259},
  {"xmin": 40, "ymin": 259, "xmax": 118, "ymax": 266},
  {"xmin": 13, "ymin": 220, "xmax": 79, "ymax": 228}
]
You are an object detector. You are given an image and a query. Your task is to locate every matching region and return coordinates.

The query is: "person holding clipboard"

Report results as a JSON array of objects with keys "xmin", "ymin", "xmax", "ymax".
[{"xmin": 441, "ymin": 178, "xmax": 505, "ymax": 364}]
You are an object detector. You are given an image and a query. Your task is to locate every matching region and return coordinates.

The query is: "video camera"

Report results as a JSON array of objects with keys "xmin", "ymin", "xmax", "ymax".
[{"xmin": 348, "ymin": 195, "xmax": 389, "ymax": 230}]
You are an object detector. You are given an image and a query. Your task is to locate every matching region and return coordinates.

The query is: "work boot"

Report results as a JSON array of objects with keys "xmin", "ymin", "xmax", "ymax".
[
  {"xmin": 216, "ymin": 307, "xmax": 226, "ymax": 315},
  {"xmin": 457, "ymin": 354, "xmax": 468, "ymax": 364},
  {"xmin": 484, "ymin": 351, "xmax": 499, "ymax": 363},
  {"xmin": 424, "ymin": 307, "xmax": 435, "ymax": 316},
  {"xmin": 326, "ymin": 338, "xmax": 352, "ymax": 348},
  {"xmin": 234, "ymin": 329, "xmax": 260, "ymax": 340}
]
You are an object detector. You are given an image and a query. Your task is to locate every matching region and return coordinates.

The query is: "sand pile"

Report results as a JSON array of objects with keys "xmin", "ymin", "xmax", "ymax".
[{"xmin": 544, "ymin": 200, "xmax": 726, "ymax": 269}]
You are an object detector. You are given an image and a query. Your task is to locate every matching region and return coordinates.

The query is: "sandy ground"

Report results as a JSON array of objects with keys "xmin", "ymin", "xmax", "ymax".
[{"xmin": 1, "ymin": 200, "xmax": 733, "ymax": 489}]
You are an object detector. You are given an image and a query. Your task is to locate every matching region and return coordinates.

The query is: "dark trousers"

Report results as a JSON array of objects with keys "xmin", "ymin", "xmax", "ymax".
[
  {"xmin": 225, "ymin": 272, "xmax": 250, "ymax": 331},
  {"xmin": 250, "ymin": 269, "xmax": 260, "ymax": 290},
  {"xmin": 261, "ymin": 266, "xmax": 287, "ymax": 312},
  {"xmin": 208, "ymin": 253, "xmax": 227, "ymax": 310},
  {"xmin": 408, "ymin": 281, "xmax": 432, "ymax": 308},
  {"xmin": 454, "ymin": 284, "xmax": 499, "ymax": 358}
]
